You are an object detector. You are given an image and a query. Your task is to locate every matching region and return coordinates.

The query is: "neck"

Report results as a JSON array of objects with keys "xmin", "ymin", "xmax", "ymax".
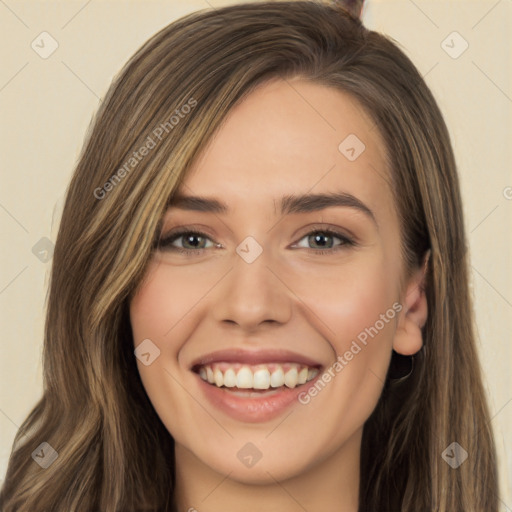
[{"xmin": 173, "ymin": 428, "xmax": 361, "ymax": 512}]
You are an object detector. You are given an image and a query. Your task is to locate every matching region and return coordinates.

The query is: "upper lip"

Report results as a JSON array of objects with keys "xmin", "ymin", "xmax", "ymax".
[{"xmin": 190, "ymin": 348, "xmax": 322, "ymax": 370}]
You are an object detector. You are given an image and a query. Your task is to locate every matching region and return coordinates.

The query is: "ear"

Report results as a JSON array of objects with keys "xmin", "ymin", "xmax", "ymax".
[{"xmin": 393, "ymin": 250, "xmax": 430, "ymax": 356}]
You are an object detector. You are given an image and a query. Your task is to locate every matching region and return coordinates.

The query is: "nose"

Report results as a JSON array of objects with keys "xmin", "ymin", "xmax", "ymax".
[{"xmin": 210, "ymin": 246, "xmax": 293, "ymax": 332}]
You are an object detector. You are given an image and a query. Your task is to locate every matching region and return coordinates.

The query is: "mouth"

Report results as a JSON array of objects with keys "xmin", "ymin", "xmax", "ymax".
[{"xmin": 189, "ymin": 349, "xmax": 324, "ymax": 422}]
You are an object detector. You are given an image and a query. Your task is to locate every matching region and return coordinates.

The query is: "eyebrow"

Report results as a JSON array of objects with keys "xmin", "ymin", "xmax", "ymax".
[{"xmin": 168, "ymin": 191, "xmax": 377, "ymax": 225}]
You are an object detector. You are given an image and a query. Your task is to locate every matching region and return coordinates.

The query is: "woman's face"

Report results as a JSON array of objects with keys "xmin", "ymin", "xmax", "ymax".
[{"xmin": 130, "ymin": 78, "xmax": 420, "ymax": 484}]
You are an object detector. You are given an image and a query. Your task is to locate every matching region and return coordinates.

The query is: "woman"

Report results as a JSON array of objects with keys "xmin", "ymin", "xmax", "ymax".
[{"xmin": 0, "ymin": 1, "xmax": 498, "ymax": 510}]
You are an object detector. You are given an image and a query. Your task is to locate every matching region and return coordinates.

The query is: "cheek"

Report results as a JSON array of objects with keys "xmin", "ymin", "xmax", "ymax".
[
  {"xmin": 128, "ymin": 263, "xmax": 211, "ymax": 442},
  {"xmin": 129, "ymin": 260, "xmax": 220, "ymax": 348},
  {"xmin": 286, "ymin": 254, "xmax": 399, "ymax": 423},
  {"xmin": 286, "ymin": 252, "xmax": 399, "ymax": 348},
  {"xmin": 128, "ymin": 262, "xmax": 199, "ymax": 399}
]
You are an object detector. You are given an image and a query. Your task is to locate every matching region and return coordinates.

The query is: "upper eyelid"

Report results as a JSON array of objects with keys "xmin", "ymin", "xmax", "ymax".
[
  {"xmin": 291, "ymin": 229, "xmax": 353, "ymax": 248},
  {"xmin": 157, "ymin": 228, "xmax": 217, "ymax": 247}
]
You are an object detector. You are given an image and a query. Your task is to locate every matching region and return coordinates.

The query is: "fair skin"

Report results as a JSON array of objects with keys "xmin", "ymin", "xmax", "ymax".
[{"xmin": 130, "ymin": 77, "xmax": 428, "ymax": 512}]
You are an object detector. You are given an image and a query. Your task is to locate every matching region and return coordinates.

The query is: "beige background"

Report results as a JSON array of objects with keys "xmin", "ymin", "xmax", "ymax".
[{"xmin": 1, "ymin": 0, "xmax": 511, "ymax": 507}]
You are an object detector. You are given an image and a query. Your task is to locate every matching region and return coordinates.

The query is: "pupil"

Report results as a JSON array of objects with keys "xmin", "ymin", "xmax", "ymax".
[
  {"xmin": 186, "ymin": 235, "xmax": 202, "ymax": 248},
  {"xmin": 311, "ymin": 233, "xmax": 331, "ymax": 248}
]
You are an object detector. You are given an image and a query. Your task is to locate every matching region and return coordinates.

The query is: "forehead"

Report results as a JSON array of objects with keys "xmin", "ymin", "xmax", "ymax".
[{"xmin": 179, "ymin": 78, "xmax": 392, "ymax": 214}]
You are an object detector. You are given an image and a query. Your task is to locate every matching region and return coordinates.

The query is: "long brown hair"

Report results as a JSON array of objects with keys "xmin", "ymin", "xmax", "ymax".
[{"xmin": 0, "ymin": 1, "xmax": 498, "ymax": 510}]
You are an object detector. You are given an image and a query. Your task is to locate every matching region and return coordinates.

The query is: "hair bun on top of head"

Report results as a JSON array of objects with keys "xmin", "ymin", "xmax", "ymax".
[{"xmin": 329, "ymin": 0, "xmax": 365, "ymax": 18}]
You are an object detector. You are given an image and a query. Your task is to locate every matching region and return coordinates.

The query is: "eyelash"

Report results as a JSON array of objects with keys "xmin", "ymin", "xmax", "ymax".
[{"xmin": 156, "ymin": 226, "xmax": 355, "ymax": 257}]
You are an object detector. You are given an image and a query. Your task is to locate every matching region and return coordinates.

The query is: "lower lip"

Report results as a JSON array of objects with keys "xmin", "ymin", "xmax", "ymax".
[{"xmin": 193, "ymin": 371, "xmax": 322, "ymax": 423}]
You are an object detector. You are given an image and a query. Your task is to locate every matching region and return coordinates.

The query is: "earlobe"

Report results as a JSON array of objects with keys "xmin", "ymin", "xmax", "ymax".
[{"xmin": 392, "ymin": 250, "xmax": 430, "ymax": 356}]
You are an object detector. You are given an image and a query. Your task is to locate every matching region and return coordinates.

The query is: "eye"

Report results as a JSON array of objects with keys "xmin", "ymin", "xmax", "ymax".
[
  {"xmin": 293, "ymin": 229, "xmax": 355, "ymax": 253},
  {"xmin": 157, "ymin": 229, "xmax": 219, "ymax": 254}
]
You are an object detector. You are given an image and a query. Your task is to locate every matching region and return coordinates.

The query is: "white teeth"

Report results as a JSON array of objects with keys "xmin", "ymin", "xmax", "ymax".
[
  {"xmin": 197, "ymin": 362, "xmax": 320, "ymax": 390},
  {"xmin": 214, "ymin": 369, "xmax": 224, "ymax": 387},
  {"xmin": 253, "ymin": 369, "xmax": 271, "ymax": 389},
  {"xmin": 270, "ymin": 367, "xmax": 285, "ymax": 388},
  {"xmin": 284, "ymin": 367, "xmax": 298, "ymax": 388},
  {"xmin": 236, "ymin": 367, "xmax": 253, "ymax": 388},
  {"xmin": 223, "ymin": 368, "xmax": 237, "ymax": 388}
]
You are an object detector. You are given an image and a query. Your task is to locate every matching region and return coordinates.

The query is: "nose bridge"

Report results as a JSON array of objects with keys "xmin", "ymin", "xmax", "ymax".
[{"xmin": 211, "ymin": 242, "xmax": 292, "ymax": 329}]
